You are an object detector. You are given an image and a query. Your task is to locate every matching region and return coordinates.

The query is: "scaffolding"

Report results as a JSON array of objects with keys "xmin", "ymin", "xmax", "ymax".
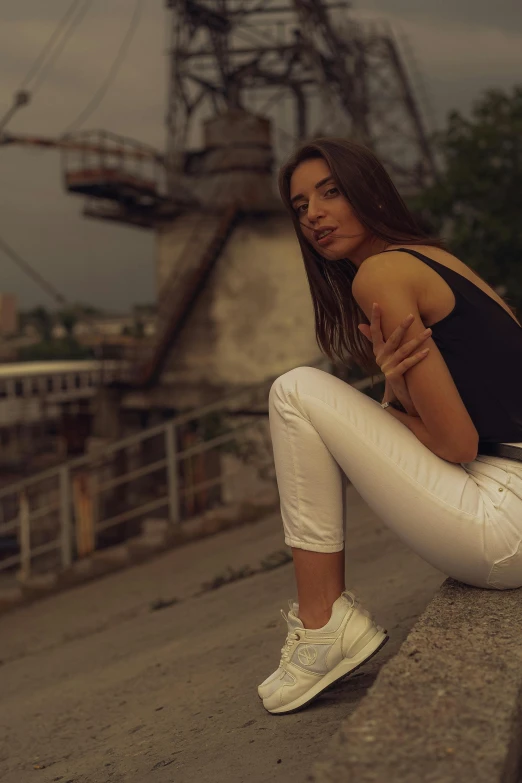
[{"xmin": 165, "ymin": 0, "xmax": 437, "ymax": 195}]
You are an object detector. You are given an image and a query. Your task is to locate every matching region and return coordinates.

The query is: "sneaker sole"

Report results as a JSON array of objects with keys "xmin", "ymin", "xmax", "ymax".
[{"xmin": 263, "ymin": 628, "xmax": 389, "ymax": 715}]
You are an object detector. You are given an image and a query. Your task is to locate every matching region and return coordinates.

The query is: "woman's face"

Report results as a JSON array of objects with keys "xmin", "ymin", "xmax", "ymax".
[{"xmin": 289, "ymin": 157, "xmax": 375, "ymax": 264}]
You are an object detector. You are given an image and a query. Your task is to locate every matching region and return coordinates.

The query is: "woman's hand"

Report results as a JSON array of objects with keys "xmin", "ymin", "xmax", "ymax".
[{"xmin": 358, "ymin": 302, "xmax": 431, "ymax": 417}]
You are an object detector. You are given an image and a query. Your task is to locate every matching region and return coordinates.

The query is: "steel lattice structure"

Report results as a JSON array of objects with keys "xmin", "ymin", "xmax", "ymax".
[{"xmin": 165, "ymin": 0, "xmax": 437, "ymax": 196}]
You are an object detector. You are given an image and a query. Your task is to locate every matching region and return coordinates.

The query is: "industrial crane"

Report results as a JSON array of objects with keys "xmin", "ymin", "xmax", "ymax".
[
  {"xmin": 0, "ymin": 129, "xmax": 164, "ymax": 160},
  {"xmin": 0, "ymin": 128, "xmax": 174, "ymax": 227}
]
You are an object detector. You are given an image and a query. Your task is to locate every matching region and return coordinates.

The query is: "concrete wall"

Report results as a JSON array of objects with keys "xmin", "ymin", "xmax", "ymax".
[
  {"xmin": 156, "ymin": 213, "xmax": 320, "ymax": 396},
  {"xmin": 156, "ymin": 213, "xmax": 205, "ymax": 293}
]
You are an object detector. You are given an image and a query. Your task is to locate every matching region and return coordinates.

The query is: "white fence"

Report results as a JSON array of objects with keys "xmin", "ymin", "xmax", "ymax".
[
  {"xmin": 0, "ymin": 365, "xmax": 383, "ymax": 581},
  {"xmin": 0, "ymin": 360, "xmax": 127, "ymax": 426}
]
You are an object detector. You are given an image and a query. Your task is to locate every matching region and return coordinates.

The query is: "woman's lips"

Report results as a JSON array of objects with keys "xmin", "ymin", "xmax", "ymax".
[{"xmin": 316, "ymin": 229, "xmax": 337, "ymax": 246}]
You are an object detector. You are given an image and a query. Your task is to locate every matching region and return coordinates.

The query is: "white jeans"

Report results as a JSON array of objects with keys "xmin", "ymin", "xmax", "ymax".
[{"xmin": 268, "ymin": 366, "xmax": 522, "ymax": 590}]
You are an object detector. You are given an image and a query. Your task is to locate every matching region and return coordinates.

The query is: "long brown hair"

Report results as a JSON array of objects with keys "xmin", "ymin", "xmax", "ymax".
[{"xmin": 278, "ymin": 137, "xmax": 445, "ymax": 377}]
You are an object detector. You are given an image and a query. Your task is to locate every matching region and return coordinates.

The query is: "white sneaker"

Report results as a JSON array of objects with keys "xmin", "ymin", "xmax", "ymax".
[{"xmin": 257, "ymin": 590, "xmax": 388, "ymax": 714}]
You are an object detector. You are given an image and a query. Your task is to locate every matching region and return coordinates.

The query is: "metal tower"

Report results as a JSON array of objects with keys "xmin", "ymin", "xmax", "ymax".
[{"xmin": 165, "ymin": 0, "xmax": 437, "ymax": 196}]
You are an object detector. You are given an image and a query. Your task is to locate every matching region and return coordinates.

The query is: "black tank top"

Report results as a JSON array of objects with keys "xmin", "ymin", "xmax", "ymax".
[{"xmin": 384, "ymin": 248, "xmax": 522, "ymax": 448}]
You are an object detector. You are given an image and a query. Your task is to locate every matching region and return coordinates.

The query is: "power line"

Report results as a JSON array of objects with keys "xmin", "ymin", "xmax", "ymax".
[
  {"xmin": 0, "ymin": 233, "xmax": 113, "ymax": 359},
  {"xmin": 29, "ymin": 0, "xmax": 93, "ymax": 96},
  {"xmin": 62, "ymin": 0, "xmax": 144, "ymax": 134},
  {"xmin": 19, "ymin": 0, "xmax": 86, "ymax": 91},
  {"xmin": 0, "ymin": 234, "xmax": 67, "ymax": 307},
  {"xmin": 0, "ymin": 1, "xmax": 91, "ymax": 134}
]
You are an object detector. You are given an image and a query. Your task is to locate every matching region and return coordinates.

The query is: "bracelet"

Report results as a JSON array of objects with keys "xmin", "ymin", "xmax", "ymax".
[{"xmin": 381, "ymin": 400, "xmax": 407, "ymax": 413}]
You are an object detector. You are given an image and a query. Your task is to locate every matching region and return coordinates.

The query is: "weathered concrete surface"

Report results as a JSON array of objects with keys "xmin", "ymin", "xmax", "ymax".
[
  {"xmin": 0, "ymin": 485, "xmax": 443, "ymax": 783},
  {"xmin": 0, "ymin": 494, "xmax": 281, "ymax": 616},
  {"xmin": 311, "ymin": 579, "xmax": 522, "ymax": 783}
]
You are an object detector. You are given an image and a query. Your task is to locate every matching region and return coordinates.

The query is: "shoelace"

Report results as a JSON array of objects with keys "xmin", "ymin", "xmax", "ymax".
[
  {"xmin": 277, "ymin": 592, "xmax": 370, "ymax": 668},
  {"xmin": 279, "ymin": 609, "xmax": 301, "ymax": 665}
]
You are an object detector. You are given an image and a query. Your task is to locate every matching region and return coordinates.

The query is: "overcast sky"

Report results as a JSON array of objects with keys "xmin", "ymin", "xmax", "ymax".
[{"xmin": 0, "ymin": 1, "xmax": 521, "ymax": 312}]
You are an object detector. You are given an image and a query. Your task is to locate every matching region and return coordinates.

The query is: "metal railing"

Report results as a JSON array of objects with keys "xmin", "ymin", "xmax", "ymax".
[{"xmin": 0, "ymin": 362, "xmax": 383, "ymax": 581}]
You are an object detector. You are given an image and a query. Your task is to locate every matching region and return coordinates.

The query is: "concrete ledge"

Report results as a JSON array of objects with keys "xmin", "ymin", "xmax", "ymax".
[
  {"xmin": 311, "ymin": 578, "xmax": 522, "ymax": 783},
  {"xmin": 0, "ymin": 492, "xmax": 280, "ymax": 618}
]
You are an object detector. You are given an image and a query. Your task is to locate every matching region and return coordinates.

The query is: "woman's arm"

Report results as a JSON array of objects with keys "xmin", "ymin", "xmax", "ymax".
[
  {"xmin": 381, "ymin": 377, "xmax": 420, "ymax": 417},
  {"xmin": 353, "ymin": 256, "xmax": 479, "ymax": 463},
  {"xmin": 383, "ymin": 404, "xmax": 466, "ymax": 463}
]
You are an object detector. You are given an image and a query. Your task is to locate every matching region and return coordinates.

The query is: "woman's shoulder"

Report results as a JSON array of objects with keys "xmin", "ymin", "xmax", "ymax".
[
  {"xmin": 361, "ymin": 244, "xmax": 460, "ymax": 284},
  {"xmin": 354, "ymin": 245, "xmax": 448, "ymax": 301},
  {"xmin": 357, "ymin": 246, "xmax": 421, "ymax": 280}
]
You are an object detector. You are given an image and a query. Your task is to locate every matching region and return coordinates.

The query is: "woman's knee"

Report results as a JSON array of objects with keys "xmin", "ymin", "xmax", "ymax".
[{"xmin": 269, "ymin": 366, "xmax": 326, "ymax": 407}]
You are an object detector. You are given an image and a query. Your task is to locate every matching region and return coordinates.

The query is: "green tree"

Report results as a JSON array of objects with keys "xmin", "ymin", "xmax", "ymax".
[
  {"xmin": 73, "ymin": 302, "xmax": 103, "ymax": 317},
  {"xmin": 417, "ymin": 85, "xmax": 522, "ymax": 315},
  {"xmin": 19, "ymin": 339, "xmax": 93, "ymax": 361},
  {"xmin": 57, "ymin": 308, "xmax": 78, "ymax": 338},
  {"xmin": 133, "ymin": 318, "xmax": 145, "ymax": 339},
  {"xmin": 25, "ymin": 306, "xmax": 54, "ymax": 341}
]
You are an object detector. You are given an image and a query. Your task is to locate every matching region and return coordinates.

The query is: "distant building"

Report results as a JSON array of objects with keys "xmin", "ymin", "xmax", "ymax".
[
  {"xmin": 0, "ymin": 294, "xmax": 18, "ymax": 336},
  {"xmin": 52, "ymin": 312, "xmax": 156, "ymax": 340}
]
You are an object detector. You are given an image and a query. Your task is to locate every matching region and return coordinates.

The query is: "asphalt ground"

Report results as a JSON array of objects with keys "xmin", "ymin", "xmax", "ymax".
[{"xmin": 0, "ymin": 484, "xmax": 443, "ymax": 783}]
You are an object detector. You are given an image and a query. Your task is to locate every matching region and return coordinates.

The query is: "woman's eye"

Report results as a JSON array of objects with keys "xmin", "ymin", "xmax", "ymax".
[{"xmin": 295, "ymin": 187, "xmax": 338, "ymax": 214}]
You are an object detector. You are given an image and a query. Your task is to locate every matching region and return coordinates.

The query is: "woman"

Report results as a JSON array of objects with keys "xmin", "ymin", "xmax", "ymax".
[{"xmin": 258, "ymin": 137, "xmax": 522, "ymax": 715}]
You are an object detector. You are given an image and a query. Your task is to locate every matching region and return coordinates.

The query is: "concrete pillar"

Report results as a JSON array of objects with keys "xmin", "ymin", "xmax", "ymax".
[{"xmin": 194, "ymin": 109, "xmax": 282, "ymax": 212}]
